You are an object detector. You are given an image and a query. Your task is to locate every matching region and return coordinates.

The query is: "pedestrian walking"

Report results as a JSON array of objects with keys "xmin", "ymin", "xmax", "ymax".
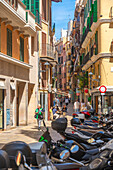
[
  {"xmin": 35, "ymin": 104, "xmax": 43, "ymax": 130},
  {"xmin": 59, "ymin": 96, "xmax": 63, "ymax": 108},
  {"xmin": 62, "ymin": 104, "xmax": 67, "ymax": 116},
  {"xmin": 80, "ymin": 104, "xmax": 87, "ymax": 112},
  {"xmin": 52, "ymin": 106, "xmax": 59, "ymax": 119},
  {"xmin": 74, "ymin": 99, "xmax": 80, "ymax": 112},
  {"xmin": 87, "ymin": 102, "xmax": 92, "ymax": 110},
  {"xmin": 49, "ymin": 106, "xmax": 53, "ymax": 120},
  {"xmin": 65, "ymin": 96, "xmax": 69, "ymax": 106},
  {"xmin": 55, "ymin": 97, "xmax": 60, "ymax": 107},
  {"xmin": 80, "ymin": 99, "xmax": 85, "ymax": 110}
]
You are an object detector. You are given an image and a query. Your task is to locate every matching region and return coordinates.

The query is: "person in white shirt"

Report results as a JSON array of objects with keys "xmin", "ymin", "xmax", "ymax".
[
  {"xmin": 65, "ymin": 96, "xmax": 69, "ymax": 106},
  {"xmin": 74, "ymin": 99, "xmax": 80, "ymax": 112}
]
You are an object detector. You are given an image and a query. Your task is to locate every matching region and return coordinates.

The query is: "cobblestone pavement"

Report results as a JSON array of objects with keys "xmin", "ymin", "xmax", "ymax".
[{"xmin": 0, "ymin": 102, "xmax": 74, "ymax": 149}]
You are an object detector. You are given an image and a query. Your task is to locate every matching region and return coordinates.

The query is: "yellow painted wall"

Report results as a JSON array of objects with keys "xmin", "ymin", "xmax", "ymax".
[
  {"xmin": 100, "ymin": 0, "xmax": 112, "ymax": 19},
  {"xmin": 0, "ymin": 22, "xmax": 29, "ymax": 64},
  {"xmin": 100, "ymin": 23, "xmax": 113, "ymax": 53},
  {"xmin": 101, "ymin": 58, "xmax": 113, "ymax": 86}
]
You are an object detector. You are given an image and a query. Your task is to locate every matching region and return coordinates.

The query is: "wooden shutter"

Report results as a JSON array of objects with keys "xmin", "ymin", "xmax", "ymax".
[
  {"xmin": 7, "ymin": 28, "xmax": 12, "ymax": 57},
  {"xmin": 31, "ymin": 36, "xmax": 34, "ymax": 55},
  {"xmin": 42, "ymin": 0, "xmax": 46, "ymax": 21},
  {"xmin": 42, "ymin": 32, "xmax": 46, "ymax": 56},
  {"xmin": 42, "ymin": 63, "xmax": 46, "ymax": 88},
  {"xmin": 0, "ymin": 24, "xmax": 1, "ymax": 52},
  {"xmin": 95, "ymin": 31, "xmax": 98, "ymax": 55}
]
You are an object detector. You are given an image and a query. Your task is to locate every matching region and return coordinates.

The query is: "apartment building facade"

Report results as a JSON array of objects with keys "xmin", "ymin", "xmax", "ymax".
[
  {"xmin": 0, "ymin": 0, "xmax": 39, "ymax": 130},
  {"xmin": 79, "ymin": 0, "xmax": 113, "ymax": 114}
]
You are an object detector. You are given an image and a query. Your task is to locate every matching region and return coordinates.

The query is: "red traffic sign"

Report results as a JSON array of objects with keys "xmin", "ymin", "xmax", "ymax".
[{"xmin": 99, "ymin": 85, "xmax": 107, "ymax": 93}]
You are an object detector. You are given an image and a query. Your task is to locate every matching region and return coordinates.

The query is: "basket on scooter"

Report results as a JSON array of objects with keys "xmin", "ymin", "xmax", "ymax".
[{"xmin": 51, "ymin": 117, "xmax": 67, "ymax": 132}]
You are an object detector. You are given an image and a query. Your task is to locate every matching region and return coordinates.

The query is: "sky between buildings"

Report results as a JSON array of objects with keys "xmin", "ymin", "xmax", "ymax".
[{"xmin": 52, "ymin": 0, "xmax": 76, "ymax": 40}]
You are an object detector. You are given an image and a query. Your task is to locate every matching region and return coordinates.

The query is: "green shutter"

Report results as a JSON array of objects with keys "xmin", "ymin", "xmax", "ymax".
[
  {"xmin": 93, "ymin": 0, "xmax": 97, "ymax": 22},
  {"xmin": 7, "ymin": 28, "xmax": 12, "ymax": 57},
  {"xmin": 20, "ymin": 37, "xmax": 24, "ymax": 62},
  {"xmin": 95, "ymin": 31, "xmax": 98, "ymax": 55}
]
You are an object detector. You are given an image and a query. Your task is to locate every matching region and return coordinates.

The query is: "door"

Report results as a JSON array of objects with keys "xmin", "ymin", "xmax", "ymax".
[
  {"xmin": 45, "ymin": 93, "xmax": 48, "ymax": 121},
  {"xmin": 95, "ymin": 96, "xmax": 98, "ymax": 113},
  {"xmin": 0, "ymin": 90, "xmax": 4, "ymax": 129},
  {"xmin": 16, "ymin": 85, "xmax": 19, "ymax": 126}
]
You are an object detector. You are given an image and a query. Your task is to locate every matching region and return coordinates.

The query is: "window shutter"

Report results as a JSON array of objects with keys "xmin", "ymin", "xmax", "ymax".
[
  {"xmin": 20, "ymin": 37, "xmax": 24, "ymax": 61},
  {"xmin": 93, "ymin": 0, "xmax": 97, "ymax": 22},
  {"xmin": 7, "ymin": 28, "xmax": 12, "ymax": 57},
  {"xmin": 95, "ymin": 31, "xmax": 98, "ymax": 55},
  {"xmin": 0, "ymin": 24, "xmax": 1, "ymax": 52}
]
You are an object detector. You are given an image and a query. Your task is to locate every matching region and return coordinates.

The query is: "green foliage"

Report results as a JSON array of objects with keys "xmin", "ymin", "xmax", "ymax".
[{"xmin": 77, "ymin": 73, "xmax": 88, "ymax": 90}]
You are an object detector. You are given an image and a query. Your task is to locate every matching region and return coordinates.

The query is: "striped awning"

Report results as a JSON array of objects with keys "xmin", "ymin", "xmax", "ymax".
[{"xmin": 52, "ymin": 0, "xmax": 62, "ymax": 2}]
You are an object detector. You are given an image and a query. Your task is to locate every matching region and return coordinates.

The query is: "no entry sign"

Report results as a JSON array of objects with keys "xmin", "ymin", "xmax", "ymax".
[{"xmin": 99, "ymin": 85, "xmax": 107, "ymax": 93}]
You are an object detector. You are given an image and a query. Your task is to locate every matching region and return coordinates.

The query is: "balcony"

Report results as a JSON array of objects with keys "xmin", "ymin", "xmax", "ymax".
[
  {"xmin": 83, "ymin": 52, "xmax": 89, "ymax": 65},
  {"xmin": 0, "ymin": 0, "xmax": 26, "ymax": 27},
  {"xmin": 80, "ymin": 24, "xmax": 90, "ymax": 46},
  {"xmin": 25, "ymin": 10, "xmax": 36, "ymax": 35},
  {"xmin": 40, "ymin": 43, "xmax": 55, "ymax": 60}
]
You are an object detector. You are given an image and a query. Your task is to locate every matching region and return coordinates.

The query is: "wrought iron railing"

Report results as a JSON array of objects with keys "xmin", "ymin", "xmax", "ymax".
[
  {"xmin": 35, "ymin": 10, "xmax": 42, "ymax": 27},
  {"xmin": 80, "ymin": 24, "xmax": 90, "ymax": 45},
  {"xmin": 83, "ymin": 52, "xmax": 89, "ymax": 65},
  {"xmin": 40, "ymin": 43, "xmax": 55, "ymax": 59}
]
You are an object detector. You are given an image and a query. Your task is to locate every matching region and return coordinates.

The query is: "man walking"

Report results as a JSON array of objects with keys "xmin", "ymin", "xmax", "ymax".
[
  {"xmin": 74, "ymin": 99, "xmax": 80, "ymax": 113},
  {"xmin": 35, "ymin": 104, "xmax": 43, "ymax": 130}
]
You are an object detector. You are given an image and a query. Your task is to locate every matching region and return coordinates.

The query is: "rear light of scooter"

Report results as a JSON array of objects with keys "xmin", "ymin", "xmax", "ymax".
[
  {"xmin": 92, "ymin": 120, "xmax": 98, "ymax": 123},
  {"xmin": 72, "ymin": 131, "xmax": 75, "ymax": 134},
  {"xmin": 74, "ymin": 126, "xmax": 76, "ymax": 129}
]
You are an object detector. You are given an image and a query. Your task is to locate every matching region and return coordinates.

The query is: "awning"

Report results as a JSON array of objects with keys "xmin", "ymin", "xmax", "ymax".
[
  {"xmin": 10, "ymin": 82, "xmax": 16, "ymax": 90},
  {"xmin": 0, "ymin": 80, "xmax": 6, "ymax": 89},
  {"xmin": 52, "ymin": 0, "xmax": 62, "ymax": 2}
]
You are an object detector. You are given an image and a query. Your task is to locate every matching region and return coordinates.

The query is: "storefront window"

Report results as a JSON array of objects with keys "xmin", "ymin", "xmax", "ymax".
[{"xmin": 0, "ymin": 90, "xmax": 4, "ymax": 129}]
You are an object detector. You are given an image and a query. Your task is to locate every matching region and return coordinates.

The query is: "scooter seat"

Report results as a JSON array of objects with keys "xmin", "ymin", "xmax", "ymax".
[
  {"xmin": 74, "ymin": 132, "xmax": 91, "ymax": 140},
  {"xmin": 81, "ymin": 143, "xmax": 97, "ymax": 150}
]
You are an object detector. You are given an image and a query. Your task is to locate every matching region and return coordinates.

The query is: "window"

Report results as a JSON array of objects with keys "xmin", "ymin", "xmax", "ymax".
[
  {"xmin": 42, "ymin": 0, "xmax": 46, "ymax": 21},
  {"xmin": 31, "ymin": 36, "xmax": 34, "ymax": 55},
  {"xmin": 20, "ymin": 37, "xmax": 24, "ymax": 61},
  {"xmin": 42, "ymin": 32, "xmax": 46, "ymax": 56},
  {"xmin": 7, "ymin": 28, "xmax": 12, "ymax": 57}
]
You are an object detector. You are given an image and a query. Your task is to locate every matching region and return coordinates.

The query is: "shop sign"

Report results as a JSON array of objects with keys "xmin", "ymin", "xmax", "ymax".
[{"xmin": 99, "ymin": 85, "xmax": 107, "ymax": 93}]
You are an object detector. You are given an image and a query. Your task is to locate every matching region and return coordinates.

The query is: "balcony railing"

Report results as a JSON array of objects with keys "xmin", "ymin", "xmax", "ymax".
[
  {"xmin": 90, "ymin": 13, "xmax": 93, "ymax": 27},
  {"xmin": 83, "ymin": 52, "xmax": 89, "ymax": 65},
  {"xmin": 35, "ymin": 10, "xmax": 42, "ymax": 27},
  {"xmin": 40, "ymin": 43, "xmax": 55, "ymax": 59},
  {"xmin": 80, "ymin": 24, "xmax": 90, "ymax": 45}
]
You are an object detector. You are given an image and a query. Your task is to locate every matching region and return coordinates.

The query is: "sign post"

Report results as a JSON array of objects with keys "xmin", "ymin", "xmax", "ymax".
[{"xmin": 99, "ymin": 85, "xmax": 107, "ymax": 94}]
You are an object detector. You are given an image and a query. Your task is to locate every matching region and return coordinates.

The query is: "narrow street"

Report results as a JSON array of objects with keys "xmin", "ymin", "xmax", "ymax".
[{"xmin": 0, "ymin": 103, "xmax": 74, "ymax": 149}]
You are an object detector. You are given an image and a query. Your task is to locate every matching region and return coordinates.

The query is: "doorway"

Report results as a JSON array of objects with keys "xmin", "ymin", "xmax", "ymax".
[{"xmin": 0, "ymin": 89, "xmax": 4, "ymax": 129}]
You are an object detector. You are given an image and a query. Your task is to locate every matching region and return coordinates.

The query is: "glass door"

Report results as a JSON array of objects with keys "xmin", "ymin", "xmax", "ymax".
[{"xmin": 0, "ymin": 89, "xmax": 4, "ymax": 129}]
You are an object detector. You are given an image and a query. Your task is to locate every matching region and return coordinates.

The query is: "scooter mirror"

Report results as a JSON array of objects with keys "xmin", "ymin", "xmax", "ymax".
[
  {"xmin": 70, "ymin": 145, "xmax": 79, "ymax": 153},
  {"xmin": 60, "ymin": 150, "xmax": 70, "ymax": 160},
  {"xmin": 15, "ymin": 151, "xmax": 23, "ymax": 166}
]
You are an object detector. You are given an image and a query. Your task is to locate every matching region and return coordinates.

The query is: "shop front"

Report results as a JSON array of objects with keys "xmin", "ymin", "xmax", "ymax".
[
  {"xmin": 0, "ymin": 89, "xmax": 4, "ymax": 129},
  {"xmin": 92, "ymin": 87, "xmax": 113, "ymax": 115}
]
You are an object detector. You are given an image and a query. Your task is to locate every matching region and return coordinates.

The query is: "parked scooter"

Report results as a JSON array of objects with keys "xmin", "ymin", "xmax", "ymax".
[{"xmin": 51, "ymin": 118, "xmax": 106, "ymax": 151}]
